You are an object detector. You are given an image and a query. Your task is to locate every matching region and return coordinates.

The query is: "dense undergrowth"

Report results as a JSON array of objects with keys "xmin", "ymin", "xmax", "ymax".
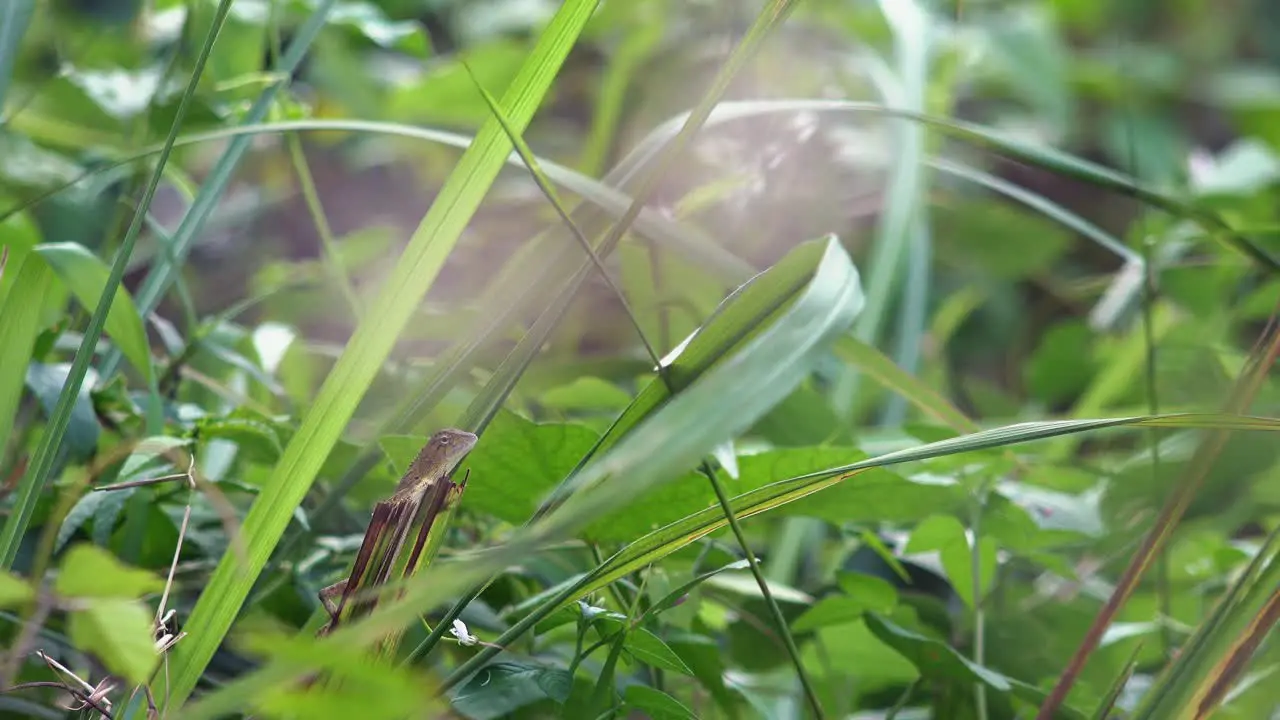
[{"xmin": 0, "ymin": 1, "xmax": 1278, "ymax": 719}]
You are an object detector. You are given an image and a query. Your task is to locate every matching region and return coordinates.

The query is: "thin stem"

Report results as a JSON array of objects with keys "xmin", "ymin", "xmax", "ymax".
[
  {"xmin": 702, "ymin": 461, "xmax": 825, "ymax": 719},
  {"xmin": 971, "ymin": 488, "xmax": 989, "ymax": 720}
]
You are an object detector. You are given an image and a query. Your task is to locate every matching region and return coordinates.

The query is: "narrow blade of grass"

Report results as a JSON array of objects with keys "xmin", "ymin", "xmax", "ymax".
[{"xmin": 610, "ymin": 99, "xmax": 1280, "ymax": 275}]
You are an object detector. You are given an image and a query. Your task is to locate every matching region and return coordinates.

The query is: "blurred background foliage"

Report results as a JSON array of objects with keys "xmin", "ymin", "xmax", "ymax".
[{"xmin": 1, "ymin": 0, "xmax": 1279, "ymax": 718}]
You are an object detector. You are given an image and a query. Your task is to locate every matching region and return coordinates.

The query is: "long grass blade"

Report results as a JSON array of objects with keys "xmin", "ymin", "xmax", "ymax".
[
  {"xmin": 609, "ymin": 99, "xmax": 1280, "ymax": 274},
  {"xmin": 839, "ymin": 0, "xmax": 933, "ymax": 423}
]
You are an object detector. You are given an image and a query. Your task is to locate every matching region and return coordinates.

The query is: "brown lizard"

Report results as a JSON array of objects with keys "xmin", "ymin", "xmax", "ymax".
[{"xmin": 317, "ymin": 428, "xmax": 478, "ymax": 639}]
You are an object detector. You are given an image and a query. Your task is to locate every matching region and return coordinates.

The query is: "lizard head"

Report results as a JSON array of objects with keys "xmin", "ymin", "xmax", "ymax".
[{"xmin": 421, "ymin": 427, "xmax": 478, "ymax": 472}]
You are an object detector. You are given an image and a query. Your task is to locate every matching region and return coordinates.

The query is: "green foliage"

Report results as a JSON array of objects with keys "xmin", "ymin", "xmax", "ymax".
[{"xmin": 3, "ymin": 0, "xmax": 1280, "ymax": 719}]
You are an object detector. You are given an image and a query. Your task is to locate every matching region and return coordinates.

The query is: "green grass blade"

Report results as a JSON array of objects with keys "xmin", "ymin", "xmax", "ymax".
[
  {"xmin": 831, "ymin": 335, "xmax": 978, "ymax": 433},
  {"xmin": 465, "ymin": 62, "xmax": 660, "ymax": 365},
  {"xmin": 840, "ymin": 0, "xmax": 932, "ymax": 421},
  {"xmin": 0, "ymin": 255, "xmax": 54, "ymax": 455},
  {"xmin": 0, "ymin": 0, "xmax": 235, "ymax": 570},
  {"xmin": 549, "ymin": 413, "xmax": 1280, "ymax": 611},
  {"xmin": 160, "ymin": 0, "xmax": 602, "ymax": 708},
  {"xmin": 18, "ymin": 118, "xmax": 755, "ymax": 283},
  {"xmin": 0, "ymin": 0, "xmax": 34, "ymax": 111}
]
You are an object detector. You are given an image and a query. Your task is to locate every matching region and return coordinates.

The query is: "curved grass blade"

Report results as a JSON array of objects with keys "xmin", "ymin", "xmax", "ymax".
[
  {"xmin": 0, "ymin": 0, "xmax": 235, "ymax": 570},
  {"xmin": 547, "ymin": 413, "xmax": 1280, "ymax": 612},
  {"xmin": 610, "ymin": 99, "xmax": 1279, "ymax": 274},
  {"xmin": 1, "ymin": 119, "xmax": 754, "ymax": 285},
  {"xmin": 160, "ymin": 0, "xmax": 602, "ymax": 709}
]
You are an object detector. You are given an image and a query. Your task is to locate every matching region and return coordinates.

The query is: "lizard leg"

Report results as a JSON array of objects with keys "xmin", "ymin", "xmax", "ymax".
[{"xmin": 319, "ymin": 579, "xmax": 347, "ymax": 621}]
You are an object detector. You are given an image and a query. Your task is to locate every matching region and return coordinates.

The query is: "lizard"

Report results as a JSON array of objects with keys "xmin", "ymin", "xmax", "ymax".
[{"xmin": 317, "ymin": 428, "xmax": 478, "ymax": 640}]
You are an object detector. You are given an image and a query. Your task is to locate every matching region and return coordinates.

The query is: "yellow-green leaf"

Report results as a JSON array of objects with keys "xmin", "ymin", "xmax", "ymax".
[
  {"xmin": 56, "ymin": 543, "xmax": 164, "ymax": 599},
  {"xmin": 0, "ymin": 570, "xmax": 34, "ymax": 608},
  {"xmin": 68, "ymin": 598, "xmax": 158, "ymax": 685},
  {"xmin": 34, "ymin": 242, "xmax": 152, "ymax": 381}
]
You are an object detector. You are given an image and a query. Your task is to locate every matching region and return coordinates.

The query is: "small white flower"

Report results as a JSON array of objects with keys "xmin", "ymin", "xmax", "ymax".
[{"xmin": 450, "ymin": 619, "xmax": 479, "ymax": 647}]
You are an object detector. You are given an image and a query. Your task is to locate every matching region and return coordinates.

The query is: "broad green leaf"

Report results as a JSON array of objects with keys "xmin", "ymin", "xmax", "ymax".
[
  {"xmin": 55, "ymin": 543, "xmax": 164, "ymax": 599},
  {"xmin": 164, "ymin": 0, "xmax": 603, "ymax": 707},
  {"xmin": 451, "ymin": 662, "xmax": 572, "ymax": 720},
  {"xmin": 865, "ymin": 613, "xmax": 1087, "ymax": 719},
  {"xmin": 56, "ymin": 490, "xmax": 109, "ymax": 553},
  {"xmin": 585, "ymin": 237, "xmax": 841, "ymax": 464},
  {"xmin": 793, "ymin": 597, "xmax": 871, "ymax": 633},
  {"xmin": 0, "ymin": 570, "xmax": 33, "ymax": 608},
  {"xmin": 446, "ymin": 411, "xmax": 600, "ymax": 525},
  {"xmin": 0, "ymin": 256, "xmax": 53, "ymax": 456},
  {"xmin": 191, "ymin": 414, "xmax": 283, "ymax": 463},
  {"xmin": 624, "ymin": 685, "xmax": 697, "ymax": 720},
  {"xmin": 702, "ymin": 572, "xmax": 813, "ymax": 605},
  {"xmin": 328, "ymin": 0, "xmax": 429, "ymax": 56},
  {"xmin": 642, "ymin": 559, "xmax": 751, "ymax": 619},
  {"xmin": 806, "ymin": 618, "xmax": 919, "ymax": 687},
  {"xmin": 538, "ymin": 376, "xmax": 634, "ymax": 412},
  {"xmin": 622, "ymin": 627, "xmax": 695, "ymax": 676},
  {"xmin": 25, "ymin": 363, "xmax": 101, "ymax": 461},
  {"xmin": 68, "ymin": 598, "xmax": 158, "ymax": 685},
  {"xmin": 837, "ymin": 572, "xmax": 899, "ymax": 614},
  {"xmin": 34, "ymin": 242, "xmax": 152, "ymax": 381}
]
